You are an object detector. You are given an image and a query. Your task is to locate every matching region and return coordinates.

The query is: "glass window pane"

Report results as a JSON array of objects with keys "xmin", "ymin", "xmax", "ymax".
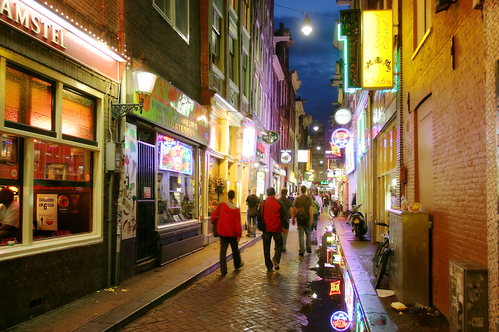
[
  {"xmin": 0, "ymin": 186, "xmax": 22, "ymax": 245},
  {"xmin": 33, "ymin": 186, "xmax": 92, "ymax": 239},
  {"xmin": 157, "ymin": 134, "xmax": 196, "ymax": 224},
  {"xmin": 175, "ymin": 0, "xmax": 188, "ymax": 37},
  {"xmin": 0, "ymin": 134, "xmax": 19, "ymax": 180},
  {"xmin": 5, "ymin": 66, "xmax": 53, "ymax": 130},
  {"xmin": 62, "ymin": 89, "xmax": 95, "ymax": 140},
  {"xmin": 154, "ymin": 0, "xmax": 171, "ymax": 19},
  {"xmin": 34, "ymin": 141, "xmax": 92, "ymax": 182}
]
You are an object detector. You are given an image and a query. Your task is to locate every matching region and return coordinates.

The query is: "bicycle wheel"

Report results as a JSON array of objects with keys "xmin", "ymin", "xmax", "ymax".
[
  {"xmin": 372, "ymin": 242, "xmax": 386, "ymax": 275},
  {"xmin": 374, "ymin": 249, "xmax": 389, "ymax": 289}
]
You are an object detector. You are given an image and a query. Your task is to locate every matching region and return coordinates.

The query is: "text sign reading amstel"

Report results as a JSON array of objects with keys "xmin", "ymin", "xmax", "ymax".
[{"xmin": 362, "ymin": 10, "xmax": 393, "ymax": 89}]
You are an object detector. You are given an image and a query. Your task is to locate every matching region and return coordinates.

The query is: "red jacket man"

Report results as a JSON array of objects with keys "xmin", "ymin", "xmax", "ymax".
[
  {"xmin": 210, "ymin": 190, "xmax": 243, "ymax": 275},
  {"xmin": 258, "ymin": 187, "xmax": 289, "ymax": 272}
]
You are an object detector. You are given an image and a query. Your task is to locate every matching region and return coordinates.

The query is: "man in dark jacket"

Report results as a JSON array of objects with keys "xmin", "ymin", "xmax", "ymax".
[
  {"xmin": 277, "ymin": 188, "xmax": 293, "ymax": 252},
  {"xmin": 245, "ymin": 187, "xmax": 259, "ymax": 237},
  {"xmin": 258, "ymin": 187, "xmax": 289, "ymax": 272},
  {"xmin": 211, "ymin": 190, "xmax": 243, "ymax": 276}
]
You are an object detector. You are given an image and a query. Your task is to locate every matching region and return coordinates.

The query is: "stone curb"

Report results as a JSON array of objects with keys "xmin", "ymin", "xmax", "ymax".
[{"xmin": 333, "ymin": 219, "xmax": 397, "ymax": 332}]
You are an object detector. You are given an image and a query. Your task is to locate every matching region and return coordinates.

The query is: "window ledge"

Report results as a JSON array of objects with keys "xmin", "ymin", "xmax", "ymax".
[
  {"xmin": 0, "ymin": 233, "xmax": 102, "ymax": 261},
  {"xmin": 412, "ymin": 27, "xmax": 432, "ymax": 60}
]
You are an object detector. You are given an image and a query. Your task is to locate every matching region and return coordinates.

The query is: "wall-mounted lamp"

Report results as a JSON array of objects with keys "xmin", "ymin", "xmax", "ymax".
[
  {"xmin": 313, "ymin": 121, "xmax": 319, "ymax": 131},
  {"xmin": 316, "ymin": 146, "xmax": 321, "ymax": 150},
  {"xmin": 301, "ymin": 15, "xmax": 313, "ymax": 35},
  {"xmin": 112, "ymin": 54, "xmax": 158, "ymax": 119},
  {"xmin": 435, "ymin": 0, "xmax": 457, "ymax": 13}
]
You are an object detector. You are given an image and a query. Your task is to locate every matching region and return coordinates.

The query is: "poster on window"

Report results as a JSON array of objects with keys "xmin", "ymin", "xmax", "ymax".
[{"xmin": 37, "ymin": 194, "xmax": 58, "ymax": 231}]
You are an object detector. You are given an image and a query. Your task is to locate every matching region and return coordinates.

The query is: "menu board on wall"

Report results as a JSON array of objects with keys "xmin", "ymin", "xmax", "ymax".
[{"xmin": 37, "ymin": 194, "xmax": 58, "ymax": 231}]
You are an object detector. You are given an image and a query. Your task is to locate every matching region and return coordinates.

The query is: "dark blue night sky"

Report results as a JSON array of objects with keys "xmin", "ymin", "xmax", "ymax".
[{"xmin": 274, "ymin": 1, "xmax": 344, "ymax": 128}]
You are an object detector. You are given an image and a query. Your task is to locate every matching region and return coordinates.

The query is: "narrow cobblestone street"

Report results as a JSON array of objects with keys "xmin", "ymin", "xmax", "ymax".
[{"xmin": 123, "ymin": 225, "xmax": 319, "ymax": 331}]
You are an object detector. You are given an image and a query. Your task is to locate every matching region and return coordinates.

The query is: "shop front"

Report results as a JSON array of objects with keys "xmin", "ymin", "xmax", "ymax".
[
  {"xmin": 119, "ymin": 75, "xmax": 208, "ymax": 278},
  {"xmin": 372, "ymin": 90, "xmax": 397, "ymax": 243},
  {"xmin": 0, "ymin": 0, "xmax": 124, "ymax": 329}
]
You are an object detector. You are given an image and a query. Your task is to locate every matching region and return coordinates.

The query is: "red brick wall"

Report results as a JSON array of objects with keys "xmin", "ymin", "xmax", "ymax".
[{"xmin": 401, "ymin": 0, "xmax": 487, "ymax": 318}]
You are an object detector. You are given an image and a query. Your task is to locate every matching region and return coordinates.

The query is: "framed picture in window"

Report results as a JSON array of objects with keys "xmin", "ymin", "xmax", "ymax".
[{"xmin": 45, "ymin": 163, "xmax": 68, "ymax": 180}]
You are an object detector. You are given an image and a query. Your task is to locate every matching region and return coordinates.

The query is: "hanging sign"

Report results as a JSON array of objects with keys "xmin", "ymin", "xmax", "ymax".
[
  {"xmin": 280, "ymin": 150, "xmax": 293, "ymax": 164},
  {"xmin": 362, "ymin": 10, "xmax": 393, "ymax": 89},
  {"xmin": 331, "ymin": 128, "xmax": 352, "ymax": 148},
  {"xmin": 262, "ymin": 130, "xmax": 279, "ymax": 144},
  {"xmin": 334, "ymin": 108, "xmax": 353, "ymax": 125}
]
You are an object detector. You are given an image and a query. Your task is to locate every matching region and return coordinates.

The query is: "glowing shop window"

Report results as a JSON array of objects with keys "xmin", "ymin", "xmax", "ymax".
[
  {"xmin": 0, "ymin": 134, "xmax": 19, "ymax": 180},
  {"xmin": 5, "ymin": 66, "xmax": 53, "ymax": 130},
  {"xmin": 34, "ymin": 141, "xmax": 92, "ymax": 182},
  {"xmin": 62, "ymin": 89, "xmax": 95, "ymax": 140}
]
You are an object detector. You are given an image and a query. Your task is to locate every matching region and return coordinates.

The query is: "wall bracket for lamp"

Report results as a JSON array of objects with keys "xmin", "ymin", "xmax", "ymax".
[{"xmin": 112, "ymin": 102, "xmax": 143, "ymax": 119}]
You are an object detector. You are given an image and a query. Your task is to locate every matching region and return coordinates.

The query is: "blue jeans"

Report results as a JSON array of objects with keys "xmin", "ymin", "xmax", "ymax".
[
  {"xmin": 298, "ymin": 225, "xmax": 312, "ymax": 254},
  {"xmin": 219, "ymin": 236, "xmax": 242, "ymax": 274},
  {"xmin": 262, "ymin": 231, "xmax": 283, "ymax": 270},
  {"xmin": 247, "ymin": 214, "xmax": 257, "ymax": 235}
]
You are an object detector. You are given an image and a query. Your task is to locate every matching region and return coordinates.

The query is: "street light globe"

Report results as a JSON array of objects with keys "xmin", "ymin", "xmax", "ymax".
[
  {"xmin": 317, "ymin": 146, "xmax": 321, "ymax": 150},
  {"xmin": 313, "ymin": 125, "xmax": 319, "ymax": 131},
  {"xmin": 301, "ymin": 15, "xmax": 313, "ymax": 35}
]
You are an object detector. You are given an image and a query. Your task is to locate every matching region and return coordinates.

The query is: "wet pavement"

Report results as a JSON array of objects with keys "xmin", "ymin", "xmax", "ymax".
[{"xmin": 9, "ymin": 212, "xmax": 450, "ymax": 331}]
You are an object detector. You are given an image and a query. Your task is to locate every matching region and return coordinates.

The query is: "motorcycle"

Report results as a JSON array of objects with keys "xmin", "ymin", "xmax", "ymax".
[
  {"xmin": 348, "ymin": 204, "xmax": 367, "ymax": 241},
  {"xmin": 331, "ymin": 200, "xmax": 342, "ymax": 217}
]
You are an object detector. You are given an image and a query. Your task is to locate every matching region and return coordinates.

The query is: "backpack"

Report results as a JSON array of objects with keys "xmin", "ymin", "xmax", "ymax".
[
  {"xmin": 295, "ymin": 197, "xmax": 311, "ymax": 226},
  {"xmin": 312, "ymin": 200, "xmax": 320, "ymax": 215}
]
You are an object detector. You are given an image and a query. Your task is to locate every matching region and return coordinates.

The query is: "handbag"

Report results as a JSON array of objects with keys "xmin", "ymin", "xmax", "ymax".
[{"xmin": 257, "ymin": 201, "xmax": 266, "ymax": 232}]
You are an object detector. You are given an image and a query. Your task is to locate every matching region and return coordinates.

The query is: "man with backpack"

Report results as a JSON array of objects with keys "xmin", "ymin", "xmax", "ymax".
[{"xmin": 291, "ymin": 185, "xmax": 314, "ymax": 257}]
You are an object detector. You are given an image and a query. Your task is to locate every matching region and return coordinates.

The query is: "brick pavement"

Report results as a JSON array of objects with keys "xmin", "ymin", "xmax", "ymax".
[
  {"xmin": 122, "ymin": 224, "xmax": 319, "ymax": 331},
  {"xmin": 9, "ymin": 212, "xmax": 409, "ymax": 332}
]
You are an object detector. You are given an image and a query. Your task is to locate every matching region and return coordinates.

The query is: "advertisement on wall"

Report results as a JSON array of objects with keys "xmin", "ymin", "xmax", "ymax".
[
  {"xmin": 157, "ymin": 134, "xmax": 194, "ymax": 175},
  {"xmin": 121, "ymin": 122, "xmax": 138, "ymax": 239},
  {"xmin": 139, "ymin": 74, "xmax": 209, "ymax": 145},
  {"xmin": 256, "ymin": 171, "xmax": 266, "ymax": 197},
  {"xmin": 37, "ymin": 194, "xmax": 58, "ymax": 231}
]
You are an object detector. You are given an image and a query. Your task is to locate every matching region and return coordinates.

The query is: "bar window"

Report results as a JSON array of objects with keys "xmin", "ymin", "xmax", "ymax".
[
  {"xmin": 62, "ymin": 88, "xmax": 95, "ymax": 141},
  {"xmin": 0, "ymin": 134, "xmax": 19, "ymax": 180},
  {"xmin": 5, "ymin": 65, "xmax": 54, "ymax": 131}
]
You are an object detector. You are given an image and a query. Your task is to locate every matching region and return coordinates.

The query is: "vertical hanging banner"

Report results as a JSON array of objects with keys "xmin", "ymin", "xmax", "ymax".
[
  {"xmin": 339, "ymin": 10, "xmax": 362, "ymax": 91},
  {"xmin": 362, "ymin": 10, "xmax": 393, "ymax": 89}
]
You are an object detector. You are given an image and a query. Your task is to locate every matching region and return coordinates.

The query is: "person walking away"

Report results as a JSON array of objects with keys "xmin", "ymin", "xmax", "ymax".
[
  {"xmin": 292, "ymin": 186, "xmax": 313, "ymax": 257},
  {"xmin": 245, "ymin": 187, "xmax": 260, "ymax": 237},
  {"xmin": 311, "ymin": 195, "xmax": 320, "ymax": 231},
  {"xmin": 258, "ymin": 187, "xmax": 289, "ymax": 272},
  {"xmin": 314, "ymin": 191, "xmax": 323, "ymax": 214},
  {"xmin": 211, "ymin": 190, "xmax": 244, "ymax": 276},
  {"xmin": 277, "ymin": 188, "xmax": 293, "ymax": 252},
  {"xmin": 323, "ymin": 194, "xmax": 329, "ymax": 212}
]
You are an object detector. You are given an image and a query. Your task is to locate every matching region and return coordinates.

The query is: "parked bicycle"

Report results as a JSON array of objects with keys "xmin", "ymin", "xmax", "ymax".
[{"xmin": 372, "ymin": 221, "xmax": 390, "ymax": 289}]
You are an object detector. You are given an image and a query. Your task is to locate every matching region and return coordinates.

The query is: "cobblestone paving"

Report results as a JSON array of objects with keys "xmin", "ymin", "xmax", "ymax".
[{"xmin": 124, "ymin": 229, "xmax": 319, "ymax": 332}]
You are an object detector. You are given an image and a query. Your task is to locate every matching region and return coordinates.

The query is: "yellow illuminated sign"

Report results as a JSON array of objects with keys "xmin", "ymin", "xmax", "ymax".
[
  {"xmin": 362, "ymin": 10, "xmax": 393, "ymax": 89},
  {"xmin": 306, "ymin": 149, "xmax": 311, "ymax": 171}
]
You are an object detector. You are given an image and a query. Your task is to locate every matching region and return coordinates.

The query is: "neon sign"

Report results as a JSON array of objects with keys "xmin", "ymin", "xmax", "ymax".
[
  {"xmin": 330, "ymin": 311, "xmax": 351, "ymax": 331},
  {"xmin": 158, "ymin": 134, "xmax": 193, "ymax": 175},
  {"xmin": 344, "ymin": 271, "xmax": 354, "ymax": 321},
  {"xmin": 241, "ymin": 119, "xmax": 257, "ymax": 163},
  {"xmin": 331, "ymin": 128, "xmax": 352, "ymax": 148},
  {"xmin": 329, "ymin": 280, "xmax": 342, "ymax": 296}
]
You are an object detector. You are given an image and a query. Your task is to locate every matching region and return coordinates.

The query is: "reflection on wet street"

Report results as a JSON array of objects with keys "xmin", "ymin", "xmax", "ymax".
[{"xmin": 303, "ymin": 225, "xmax": 368, "ymax": 331}]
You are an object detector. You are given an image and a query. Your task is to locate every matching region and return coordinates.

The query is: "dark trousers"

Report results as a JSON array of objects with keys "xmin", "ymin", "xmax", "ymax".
[
  {"xmin": 219, "ymin": 236, "xmax": 242, "ymax": 274},
  {"xmin": 262, "ymin": 231, "xmax": 283, "ymax": 270}
]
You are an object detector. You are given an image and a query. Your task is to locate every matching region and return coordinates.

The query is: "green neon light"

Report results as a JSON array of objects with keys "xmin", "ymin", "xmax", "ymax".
[{"xmin": 338, "ymin": 23, "xmax": 359, "ymax": 94}]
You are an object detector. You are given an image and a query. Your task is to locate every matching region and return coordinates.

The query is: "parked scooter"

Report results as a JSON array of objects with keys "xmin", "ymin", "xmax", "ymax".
[
  {"xmin": 331, "ymin": 200, "xmax": 342, "ymax": 217},
  {"xmin": 348, "ymin": 204, "xmax": 367, "ymax": 240}
]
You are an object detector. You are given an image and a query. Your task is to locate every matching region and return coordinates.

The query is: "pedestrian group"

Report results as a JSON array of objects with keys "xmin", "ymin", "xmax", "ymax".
[{"xmin": 211, "ymin": 185, "xmax": 332, "ymax": 275}]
